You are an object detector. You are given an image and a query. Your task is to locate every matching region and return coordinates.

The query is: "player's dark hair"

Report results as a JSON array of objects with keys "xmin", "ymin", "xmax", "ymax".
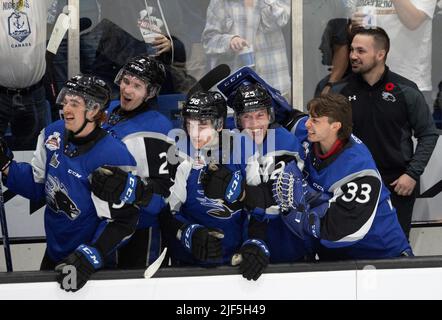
[
  {"xmin": 307, "ymin": 93, "xmax": 353, "ymax": 140},
  {"xmin": 351, "ymin": 26, "xmax": 390, "ymax": 59}
]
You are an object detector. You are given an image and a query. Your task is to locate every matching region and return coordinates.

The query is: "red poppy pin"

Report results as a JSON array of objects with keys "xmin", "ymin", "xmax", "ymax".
[{"xmin": 385, "ymin": 82, "xmax": 395, "ymax": 91}]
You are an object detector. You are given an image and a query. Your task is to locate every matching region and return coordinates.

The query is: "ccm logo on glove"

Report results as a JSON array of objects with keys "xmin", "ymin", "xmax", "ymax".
[
  {"xmin": 120, "ymin": 173, "xmax": 136, "ymax": 203},
  {"xmin": 225, "ymin": 171, "xmax": 243, "ymax": 203}
]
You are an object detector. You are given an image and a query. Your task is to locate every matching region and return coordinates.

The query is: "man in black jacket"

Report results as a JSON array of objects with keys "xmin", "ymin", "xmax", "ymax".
[{"xmin": 331, "ymin": 26, "xmax": 439, "ymax": 239}]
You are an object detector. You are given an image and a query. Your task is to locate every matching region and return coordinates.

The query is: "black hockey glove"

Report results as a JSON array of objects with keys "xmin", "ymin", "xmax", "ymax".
[
  {"xmin": 91, "ymin": 166, "xmax": 153, "ymax": 207},
  {"xmin": 180, "ymin": 224, "xmax": 224, "ymax": 262},
  {"xmin": 0, "ymin": 137, "xmax": 13, "ymax": 172},
  {"xmin": 236, "ymin": 239, "xmax": 269, "ymax": 281},
  {"xmin": 243, "ymin": 182, "xmax": 276, "ymax": 210},
  {"xmin": 201, "ymin": 164, "xmax": 245, "ymax": 204},
  {"xmin": 54, "ymin": 244, "xmax": 103, "ymax": 292}
]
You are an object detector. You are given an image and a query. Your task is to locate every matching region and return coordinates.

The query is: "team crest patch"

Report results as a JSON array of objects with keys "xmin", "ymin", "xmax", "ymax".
[
  {"xmin": 8, "ymin": 11, "xmax": 31, "ymax": 43},
  {"xmin": 382, "ymin": 91, "xmax": 396, "ymax": 103},
  {"xmin": 45, "ymin": 132, "xmax": 61, "ymax": 151}
]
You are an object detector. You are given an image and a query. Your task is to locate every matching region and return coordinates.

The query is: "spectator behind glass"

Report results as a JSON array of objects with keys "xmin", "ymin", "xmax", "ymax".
[
  {"xmin": 48, "ymin": 0, "xmax": 187, "ymax": 102},
  {"xmin": 174, "ymin": 0, "xmax": 210, "ymax": 81},
  {"xmin": 48, "ymin": 0, "xmax": 101, "ymax": 79},
  {"xmin": 94, "ymin": 0, "xmax": 197, "ymax": 98},
  {"xmin": 0, "ymin": 0, "xmax": 52, "ymax": 150},
  {"xmin": 46, "ymin": 0, "xmax": 102, "ymax": 121},
  {"xmin": 350, "ymin": 0, "xmax": 438, "ymax": 109},
  {"xmin": 202, "ymin": 0, "xmax": 291, "ymax": 100},
  {"xmin": 314, "ymin": 17, "xmax": 352, "ymax": 96}
]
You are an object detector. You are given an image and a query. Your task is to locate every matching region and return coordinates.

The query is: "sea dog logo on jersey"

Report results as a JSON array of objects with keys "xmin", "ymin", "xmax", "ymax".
[
  {"xmin": 196, "ymin": 190, "xmax": 240, "ymax": 219},
  {"xmin": 8, "ymin": 11, "xmax": 31, "ymax": 43},
  {"xmin": 45, "ymin": 132, "xmax": 61, "ymax": 151},
  {"xmin": 45, "ymin": 175, "xmax": 81, "ymax": 220},
  {"xmin": 382, "ymin": 91, "xmax": 397, "ymax": 103}
]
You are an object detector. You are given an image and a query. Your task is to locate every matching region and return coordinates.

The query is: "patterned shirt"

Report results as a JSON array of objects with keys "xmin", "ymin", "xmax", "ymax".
[{"xmin": 202, "ymin": 0, "xmax": 291, "ymax": 96}]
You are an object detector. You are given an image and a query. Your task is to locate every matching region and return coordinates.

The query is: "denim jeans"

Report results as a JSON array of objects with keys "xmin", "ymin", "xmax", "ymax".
[{"xmin": 0, "ymin": 84, "xmax": 49, "ymax": 150}]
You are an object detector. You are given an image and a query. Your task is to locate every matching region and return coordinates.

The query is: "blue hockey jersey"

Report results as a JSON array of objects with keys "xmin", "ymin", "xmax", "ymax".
[
  {"xmin": 103, "ymin": 103, "xmax": 175, "ymax": 229},
  {"xmin": 6, "ymin": 120, "xmax": 138, "ymax": 263},
  {"xmin": 251, "ymin": 124, "xmax": 307, "ymax": 263},
  {"xmin": 166, "ymin": 131, "xmax": 260, "ymax": 266},
  {"xmin": 291, "ymin": 117, "xmax": 411, "ymax": 259}
]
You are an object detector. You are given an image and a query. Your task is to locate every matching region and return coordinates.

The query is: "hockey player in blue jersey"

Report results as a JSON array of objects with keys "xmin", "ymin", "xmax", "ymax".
[
  {"xmin": 273, "ymin": 94, "xmax": 412, "ymax": 260},
  {"xmin": 0, "ymin": 75, "xmax": 139, "ymax": 291},
  {"xmin": 159, "ymin": 90, "xmax": 271, "ymax": 280},
  {"xmin": 89, "ymin": 56, "xmax": 176, "ymax": 269},
  {"xmin": 223, "ymin": 82, "xmax": 308, "ymax": 264}
]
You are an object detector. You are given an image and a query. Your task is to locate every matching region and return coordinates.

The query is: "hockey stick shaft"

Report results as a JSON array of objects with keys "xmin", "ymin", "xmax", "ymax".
[{"xmin": 0, "ymin": 177, "xmax": 13, "ymax": 272}]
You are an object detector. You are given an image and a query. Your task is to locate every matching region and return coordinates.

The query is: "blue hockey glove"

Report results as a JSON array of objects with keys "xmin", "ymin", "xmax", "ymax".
[
  {"xmin": 235, "ymin": 239, "xmax": 270, "ymax": 281},
  {"xmin": 272, "ymin": 160, "xmax": 307, "ymax": 212},
  {"xmin": 0, "ymin": 137, "xmax": 13, "ymax": 172},
  {"xmin": 281, "ymin": 201, "xmax": 329, "ymax": 240},
  {"xmin": 54, "ymin": 244, "xmax": 103, "ymax": 292},
  {"xmin": 273, "ymin": 160, "xmax": 330, "ymax": 212},
  {"xmin": 180, "ymin": 224, "xmax": 224, "ymax": 262},
  {"xmin": 201, "ymin": 164, "xmax": 245, "ymax": 204},
  {"xmin": 91, "ymin": 166, "xmax": 153, "ymax": 206}
]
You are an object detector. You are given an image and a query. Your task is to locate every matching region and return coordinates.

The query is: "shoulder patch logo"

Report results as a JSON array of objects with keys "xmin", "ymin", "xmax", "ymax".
[
  {"xmin": 49, "ymin": 152, "xmax": 60, "ymax": 168},
  {"xmin": 382, "ymin": 91, "xmax": 396, "ymax": 103},
  {"xmin": 45, "ymin": 132, "xmax": 61, "ymax": 151}
]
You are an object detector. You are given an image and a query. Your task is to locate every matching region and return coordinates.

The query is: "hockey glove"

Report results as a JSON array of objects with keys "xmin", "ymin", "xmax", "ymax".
[
  {"xmin": 281, "ymin": 201, "xmax": 329, "ymax": 240},
  {"xmin": 91, "ymin": 166, "xmax": 153, "ymax": 206},
  {"xmin": 0, "ymin": 137, "xmax": 13, "ymax": 172},
  {"xmin": 273, "ymin": 160, "xmax": 331, "ymax": 211},
  {"xmin": 236, "ymin": 239, "xmax": 270, "ymax": 281},
  {"xmin": 180, "ymin": 224, "xmax": 224, "ymax": 262},
  {"xmin": 272, "ymin": 160, "xmax": 307, "ymax": 212},
  {"xmin": 201, "ymin": 164, "xmax": 245, "ymax": 204},
  {"xmin": 243, "ymin": 182, "xmax": 276, "ymax": 211},
  {"xmin": 54, "ymin": 244, "xmax": 103, "ymax": 292}
]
